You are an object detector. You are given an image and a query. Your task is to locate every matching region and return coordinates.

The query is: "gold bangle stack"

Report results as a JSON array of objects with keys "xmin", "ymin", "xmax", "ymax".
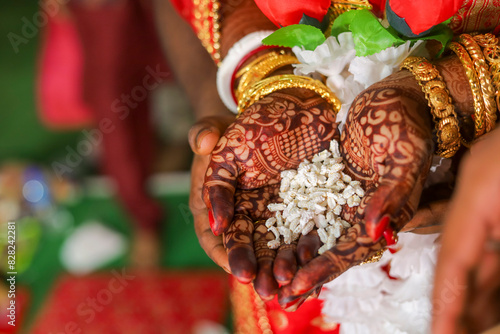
[
  {"xmin": 401, "ymin": 57, "xmax": 462, "ymax": 158},
  {"xmin": 449, "ymin": 41, "xmax": 487, "ymax": 138},
  {"xmin": 235, "ymin": 51, "xmax": 300, "ymax": 101},
  {"xmin": 472, "ymin": 33, "xmax": 500, "ymax": 119},
  {"xmin": 458, "ymin": 34, "xmax": 497, "ymax": 133},
  {"xmin": 237, "ymin": 74, "xmax": 342, "ymax": 116}
]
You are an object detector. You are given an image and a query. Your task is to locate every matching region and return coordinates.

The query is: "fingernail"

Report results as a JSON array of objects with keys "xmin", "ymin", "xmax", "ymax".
[
  {"xmin": 283, "ymin": 296, "xmax": 306, "ymax": 311},
  {"xmin": 196, "ymin": 129, "xmax": 212, "ymax": 149},
  {"xmin": 369, "ymin": 215, "xmax": 390, "ymax": 241},
  {"xmin": 208, "ymin": 209, "xmax": 216, "ymax": 232},
  {"xmin": 383, "ymin": 226, "xmax": 398, "ymax": 253}
]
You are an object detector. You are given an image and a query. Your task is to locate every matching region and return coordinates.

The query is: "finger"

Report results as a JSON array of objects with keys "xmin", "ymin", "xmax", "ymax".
[
  {"xmin": 203, "ymin": 183, "xmax": 235, "ymax": 235},
  {"xmin": 278, "ymin": 285, "xmax": 314, "ymax": 312},
  {"xmin": 194, "ymin": 215, "xmax": 229, "ymax": 273},
  {"xmin": 465, "ymin": 251, "xmax": 500, "ymax": 332},
  {"xmin": 283, "ymin": 225, "xmax": 383, "ymax": 300},
  {"xmin": 190, "ymin": 154, "xmax": 229, "ymax": 272},
  {"xmin": 224, "ymin": 214, "xmax": 257, "ymax": 284},
  {"xmin": 364, "ymin": 163, "xmax": 426, "ymax": 241},
  {"xmin": 188, "ymin": 116, "xmax": 234, "ymax": 155},
  {"xmin": 296, "ymin": 230, "xmax": 321, "ymax": 266},
  {"xmin": 202, "ymin": 138, "xmax": 238, "ymax": 235},
  {"xmin": 273, "ymin": 242, "xmax": 298, "ymax": 285},
  {"xmin": 253, "ymin": 221, "xmax": 279, "ymax": 301},
  {"xmin": 400, "ymin": 200, "xmax": 448, "ymax": 234},
  {"xmin": 432, "ymin": 198, "xmax": 489, "ymax": 334}
]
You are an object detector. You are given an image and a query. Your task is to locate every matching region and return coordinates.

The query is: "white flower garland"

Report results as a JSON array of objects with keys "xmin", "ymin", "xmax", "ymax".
[{"xmin": 292, "ymin": 32, "xmax": 428, "ymax": 131}]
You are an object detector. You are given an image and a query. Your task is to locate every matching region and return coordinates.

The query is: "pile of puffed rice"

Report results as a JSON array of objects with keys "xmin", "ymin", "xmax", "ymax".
[{"xmin": 266, "ymin": 140, "xmax": 365, "ymax": 254}]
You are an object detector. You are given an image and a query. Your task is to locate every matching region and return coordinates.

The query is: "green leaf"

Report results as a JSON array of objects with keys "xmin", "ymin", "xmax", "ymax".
[
  {"xmin": 263, "ymin": 24, "xmax": 326, "ymax": 51},
  {"xmin": 331, "ymin": 9, "xmax": 405, "ymax": 56},
  {"xmin": 407, "ymin": 23, "xmax": 454, "ymax": 57},
  {"xmin": 299, "ymin": 12, "xmax": 330, "ymax": 33}
]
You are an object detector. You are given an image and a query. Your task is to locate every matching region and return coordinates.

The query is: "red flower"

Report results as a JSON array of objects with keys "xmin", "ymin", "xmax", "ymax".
[
  {"xmin": 255, "ymin": 0, "xmax": 331, "ymax": 27},
  {"xmin": 389, "ymin": 0, "xmax": 463, "ymax": 34}
]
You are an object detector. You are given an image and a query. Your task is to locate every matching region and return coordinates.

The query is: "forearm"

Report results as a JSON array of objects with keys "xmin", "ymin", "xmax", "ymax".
[
  {"xmin": 152, "ymin": 0, "xmax": 231, "ymax": 120},
  {"xmin": 219, "ymin": 0, "xmax": 276, "ymax": 57}
]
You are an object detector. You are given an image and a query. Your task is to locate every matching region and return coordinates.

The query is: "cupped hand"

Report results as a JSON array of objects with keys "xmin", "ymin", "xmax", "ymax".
[
  {"xmin": 189, "ymin": 115, "xmax": 234, "ymax": 273},
  {"xmin": 278, "ymin": 71, "xmax": 435, "ymax": 309},
  {"xmin": 203, "ymin": 88, "xmax": 338, "ymax": 299}
]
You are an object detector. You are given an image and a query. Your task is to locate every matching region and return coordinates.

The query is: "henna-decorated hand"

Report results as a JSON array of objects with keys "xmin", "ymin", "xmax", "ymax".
[
  {"xmin": 189, "ymin": 115, "xmax": 234, "ymax": 273},
  {"xmin": 203, "ymin": 88, "xmax": 338, "ymax": 300},
  {"xmin": 278, "ymin": 70, "xmax": 436, "ymax": 309}
]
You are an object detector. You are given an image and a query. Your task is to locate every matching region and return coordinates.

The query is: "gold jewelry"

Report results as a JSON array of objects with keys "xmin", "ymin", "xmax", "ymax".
[
  {"xmin": 360, "ymin": 248, "xmax": 385, "ymax": 265},
  {"xmin": 458, "ymin": 34, "xmax": 497, "ymax": 132},
  {"xmin": 473, "ymin": 33, "xmax": 500, "ymax": 117},
  {"xmin": 192, "ymin": 0, "xmax": 221, "ymax": 64},
  {"xmin": 237, "ymin": 74, "xmax": 341, "ymax": 116},
  {"xmin": 236, "ymin": 52, "xmax": 299, "ymax": 101},
  {"xmin": 235, "ymin": 51, "xmax": 281, "ymax": 79},
  {"xmin": 449, "ymin": 41, "xmax": 487, "ymax": 138},
  {"xmin": 401, "ymin": 57, "xmax": 461, "ymax": 158}
]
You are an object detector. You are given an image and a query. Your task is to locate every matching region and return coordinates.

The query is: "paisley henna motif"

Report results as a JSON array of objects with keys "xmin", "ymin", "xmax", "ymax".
[
  {"xmin": 204, "ymin": 89, "xmax": 339, "ymax": 299},
  {"xmin": 203, "ymin": 91, "xmax": 338, "ymax": 235},
  {"xmin": 278, "ymin": 77, "xmax": 435, "ymax": 308}
]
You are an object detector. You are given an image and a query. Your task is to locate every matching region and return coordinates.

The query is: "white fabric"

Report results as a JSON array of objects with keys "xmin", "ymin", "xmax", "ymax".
[
  {"xmin": 60, "ymin": 221, "xmax": 127, "ymax": 275},
  {"xmin": 321, "ymin": 233, "xmax": 440, "ymax": 334},
  {"xmin": 216, "ymin": 31, "xmax": 274, "ymax": 113}
]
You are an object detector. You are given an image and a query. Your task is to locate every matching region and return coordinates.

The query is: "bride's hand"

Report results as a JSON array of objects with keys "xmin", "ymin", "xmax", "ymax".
[
  {"xmin": 203, "ymin": 88, "xmax": 338, "ymax": 300},
  {"xmin": 278, "ymin": 71, "xmax": 435, "ymax": 309}
]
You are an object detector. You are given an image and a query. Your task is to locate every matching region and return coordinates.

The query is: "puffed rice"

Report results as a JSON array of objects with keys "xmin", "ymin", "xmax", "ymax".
[{"xmin": 266, "ymin": 140, "xmax": 365, "ymax": 254}]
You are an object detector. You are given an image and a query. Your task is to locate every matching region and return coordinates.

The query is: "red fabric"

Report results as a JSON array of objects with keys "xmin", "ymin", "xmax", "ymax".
[
  {"xmin": 169, "ymin": 0, "xmax": 194, "ymax": 25},
  {"xmin": 369, "ymin": 0, "xmax": 386, "ymax": 17},
  {"xmin": 31, "ymin": 271, "xmax": 229, "ymax": 334},
  {"xmin": 37, "ymin": 13, "xmax": 94, "ymax": 129},
  {"xmin": 254, "ymin": 0, "xmax": 331, "ymax": 27},
  {"xmin": 265, "ymin": 297, "xmax": 340, "ymax": 334},
  {"xmin": 0, "ymin": 287, "xmax": 29, "ymax": 334},
  {"xmin": 390, "ymin": 0, "xmax": 464, "ymax": 34},
  {"xmin": 67, "ymin": 0, "xmax": 169, "ymax": 230},
  {"xmin": 230, "ymin": 277, "xmax": 339, "ymax": 334}
]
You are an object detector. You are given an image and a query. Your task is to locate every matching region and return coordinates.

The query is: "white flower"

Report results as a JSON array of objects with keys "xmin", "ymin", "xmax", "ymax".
[{"xmin": 292, "ymin": 32, "xmax": 428, "ymax": 130}]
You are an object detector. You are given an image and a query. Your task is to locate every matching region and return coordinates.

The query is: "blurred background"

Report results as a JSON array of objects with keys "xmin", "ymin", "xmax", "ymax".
[{"xmin": 0, "ymin": 1, "xmax": 230, "ymax": 333}]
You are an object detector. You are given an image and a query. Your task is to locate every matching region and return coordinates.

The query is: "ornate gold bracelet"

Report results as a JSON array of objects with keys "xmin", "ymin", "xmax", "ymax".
[
  {"xmin": 401, "ymin": 57, "xmax": 461, "ymax": 158},
  {"xmin": 449, "ymin": 41, "xmax": 487, "ymax": 138},
  {"xmin": 472, "ymin": 33, "xmax": 500, "ymax": 117},
  {"xmin": 236, "ymin": 52, "xmax": 299, "ymax": 101},
  {"xmin": 237, "ymin": 74, "xmax": 341, "ymax": 116},
  {"xmin": 458, "ymin": 34, "xmax": 497, "ymax": 132}
]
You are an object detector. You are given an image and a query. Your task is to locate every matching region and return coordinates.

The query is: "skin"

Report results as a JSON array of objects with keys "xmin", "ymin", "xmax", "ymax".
[
  {"xmin": 432, "ymin": 128, "xmax": 500, "ymax": 334},
  {"xmin": 202, "ymin": 67, "xmax": 438, "ymax": 302},
  {"xmin": 277, "ymin": 56, "xmax": 477, "ymax": 307},
  {"xmin": 152, "ymin": 0, "xmax": 234, "ymax": 270}
]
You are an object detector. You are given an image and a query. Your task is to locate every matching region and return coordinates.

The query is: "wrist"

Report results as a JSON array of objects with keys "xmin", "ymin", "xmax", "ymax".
[{"xmin": 219, "ymin": 0, "xmax": 276, "ymax": 58}]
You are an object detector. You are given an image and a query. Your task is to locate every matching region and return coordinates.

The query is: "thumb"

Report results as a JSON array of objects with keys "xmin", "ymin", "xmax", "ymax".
[{"xmin": 188, "ymin": 115, "xmax": 234, "ymax": 155}]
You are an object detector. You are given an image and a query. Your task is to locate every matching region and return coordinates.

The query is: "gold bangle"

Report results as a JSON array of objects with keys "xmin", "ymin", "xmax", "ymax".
[
  {"xmin": 236, "ymin": 52, "xmax": 299, "ymax": 100},
  {"xmin": 237, "ymin": 74, "xmax": 341, "ymax": 116},
  {"xmin": 472, "ymin": 33, "xmax": 500, "ymax": 117},
  {"xmin": 449, "ymin": 41, "xmax": 486, "ymax": 138},
  {"xmin": 401, "ymin": 56, "xmax": 461, "ymax": 158},
  {"xmin": 458, "ymin": 34, "xmax": 497, "ymax": 132}
]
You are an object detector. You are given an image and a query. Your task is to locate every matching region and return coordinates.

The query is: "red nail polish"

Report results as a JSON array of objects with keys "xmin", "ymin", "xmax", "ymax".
[
  {"xmin": 383, "ymin": 226, "xmax": 398, "ymax": 254},
  {"xmin": 370, "ymin": 215, "xmax": 390, "ymax": 241},
  {"xmin": 208, "ymin": 210, "xmax": 216, "ymax": 231}
]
